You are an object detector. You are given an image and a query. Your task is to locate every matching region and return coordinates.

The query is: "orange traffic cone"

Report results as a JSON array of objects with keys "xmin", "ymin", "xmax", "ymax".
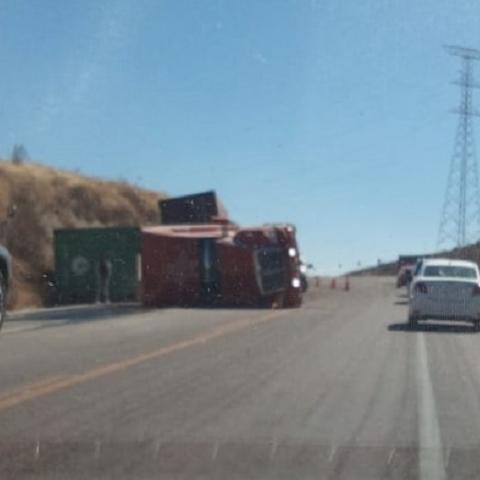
[
  {"xmin": 344, "ymin": 276, "xmax": 350, "ymax": 291},
  {"xmin": 330, "ymin": 278, "xmax": 336, "ymax": 289}
]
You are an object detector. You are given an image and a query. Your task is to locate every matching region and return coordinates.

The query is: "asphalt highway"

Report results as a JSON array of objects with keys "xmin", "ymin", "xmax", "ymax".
[{"xmin": 1, "ymin": 277, "xmax": 480, "ymax": 479}]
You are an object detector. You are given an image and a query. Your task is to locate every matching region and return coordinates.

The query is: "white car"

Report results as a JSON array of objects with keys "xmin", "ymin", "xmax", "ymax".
[{"xmin": 409, "ymin": 258, "xmax": 480, "ymax": 329}]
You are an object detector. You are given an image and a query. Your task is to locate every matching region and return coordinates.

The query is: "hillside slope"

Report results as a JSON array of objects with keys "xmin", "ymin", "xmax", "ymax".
[
  {"xmin": 350, "ymin": 243, "xmax": 480, "ymax": 277},
  {"xmin": 0, "ymin": 162, "xmax": 166, "ymax": 309}
]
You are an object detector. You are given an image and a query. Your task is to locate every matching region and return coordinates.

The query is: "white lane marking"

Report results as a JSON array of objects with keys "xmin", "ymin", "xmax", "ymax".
[
  {"xmin": 3, "ymin": 325, "xmax": 41, "ymax": 335},
  {"xmin": 34, "ymin": 440, "xmax": 40, "ymax": 461},
  {"xmin": 3, "ymin": 320, "xmax": 67, "ymax": 335},
  {"xmin": 152, "ymin": 439, "xmax": 161, "ymax": 458},
  {"xmin": 328, "ymin": 446, "xmax": 336, "ymax": 462},
  {"xmin": 269, "ymin": 438, "xmax": 278, "ymax": 459},
  {"xmin": 211, "ymin": 441, "xmax": 219, "ymax": 461},
  {"xmin": 416, "ymin": 333, "xmax": 446, "ymax": 480},
  {"xmin": 94, "ymin": 440, "xmax": 101, "ymax": 458},
  {"xmin": 387, "ymin": 447, "xmax": 396, "ymax": 465},
  {"xmin": 445, "ymin": 447, "xmax": 451, "ymax": 468}
]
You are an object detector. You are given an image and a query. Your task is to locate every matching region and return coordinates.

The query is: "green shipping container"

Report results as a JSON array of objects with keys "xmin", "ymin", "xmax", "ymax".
[{"xmin": 55, "ymin": 227, "xmax": 140, "ymax": 304}]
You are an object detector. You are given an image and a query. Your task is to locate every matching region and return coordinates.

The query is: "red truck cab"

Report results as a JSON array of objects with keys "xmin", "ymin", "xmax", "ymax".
[
  {"xmin": 140, "ymin": 192, "xmax": 303, "ymax": 308},
  {"xmin": 141, "ymin": 223, "xmax": 302, "ymax": 308}
]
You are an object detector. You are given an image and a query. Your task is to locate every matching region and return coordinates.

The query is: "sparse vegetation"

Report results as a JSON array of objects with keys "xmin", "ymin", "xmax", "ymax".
[
  {"xmin": 11, "ymin": 144, "xmax": 29, "ymax": 165},
  {"xmin": 0, "ymin": 161, "xmax": 166, "ymax": 309},
  {"xmin": 350, "ymin": 243, "xmax": 480, "ymax": 276}
]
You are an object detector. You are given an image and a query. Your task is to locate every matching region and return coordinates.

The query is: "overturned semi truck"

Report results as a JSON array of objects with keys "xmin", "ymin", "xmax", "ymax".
[{"xmin": 141, "ymin": 191, "xmax": 303, "ymax": 308}]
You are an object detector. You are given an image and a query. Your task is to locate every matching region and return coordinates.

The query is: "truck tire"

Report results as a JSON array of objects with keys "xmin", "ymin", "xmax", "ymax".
[
  {"xmin": 0, "ymin": 272, "xmax": 6, "ymax": 331},
  {"xmin": 270, "ymin": 293, "xmax": 285, "ymax": 309},
  {"xmin": 300, "ymin": 274, "xmax": 308, "ymax": 293}
]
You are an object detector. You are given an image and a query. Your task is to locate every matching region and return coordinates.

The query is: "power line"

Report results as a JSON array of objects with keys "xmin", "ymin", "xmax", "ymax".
[{"xmin": 437, "ymin": 45, "xmax": 480, "ymax": 248}]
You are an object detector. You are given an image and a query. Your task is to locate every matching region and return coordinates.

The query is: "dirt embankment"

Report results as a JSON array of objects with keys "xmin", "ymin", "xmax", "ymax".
[
  {"xmin": 0, "ymin": 162, "xmax": 167, "ymax": 309},
  {"xmin": 350, "ymin": 244, "xmax": 480, "ymax": 277}
]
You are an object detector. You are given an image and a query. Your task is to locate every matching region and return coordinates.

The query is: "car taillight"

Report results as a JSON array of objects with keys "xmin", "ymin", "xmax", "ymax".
[
  {"xmin": 472, "ymin": 285, "xmax": 480, "ymax": 296},
  {"xmin": 415, "ymin": 282, "xmax": 428, "ymax": 294}
]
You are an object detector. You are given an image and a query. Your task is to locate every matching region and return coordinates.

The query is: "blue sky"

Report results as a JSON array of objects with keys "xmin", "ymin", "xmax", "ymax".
[{"xmin": 1, "ymin": 0, "xmax": 480, "ymax": 273}]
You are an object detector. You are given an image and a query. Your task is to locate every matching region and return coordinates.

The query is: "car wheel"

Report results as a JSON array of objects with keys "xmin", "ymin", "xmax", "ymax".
[{"xmin": 0, "ymin": 272, "xmax": 6, "ymax": 332}]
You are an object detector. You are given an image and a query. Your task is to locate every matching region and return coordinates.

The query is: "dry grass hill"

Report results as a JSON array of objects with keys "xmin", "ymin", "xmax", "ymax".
[
  {"xmin": 350, "ymin": 243, "xmax": 480, "ymax": 277},
  {"xmin": 0, "ymin": 161, "xmax": 166, "ymax": 309}
]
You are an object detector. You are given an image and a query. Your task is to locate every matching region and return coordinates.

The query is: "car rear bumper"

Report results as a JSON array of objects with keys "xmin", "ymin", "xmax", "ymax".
[
  {"xmin": 410, "ymin": 297, "xmax": 480, "ymax": 321},
  {"xmin": 413, "ymin": 313, "xmax": 480, "ymax": 322}
]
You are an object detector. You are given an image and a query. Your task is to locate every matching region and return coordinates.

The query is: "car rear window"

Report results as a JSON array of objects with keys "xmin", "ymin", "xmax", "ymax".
[{"xmin": 423, "ymin": 266, "xmax": 478, "ymax": 279}]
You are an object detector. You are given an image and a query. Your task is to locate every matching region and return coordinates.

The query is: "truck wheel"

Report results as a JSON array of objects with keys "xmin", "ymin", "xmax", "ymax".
[
  {"xmin": 0, "ymin": 272, "xmax": 6, "ymax": 331},
  {"xmin": 300, "ymin": 275, "xmax": 308, "ymax": 293},
  {"xmin": 271, "ymin": 293, "xmax": 285, "ymax": 309}
]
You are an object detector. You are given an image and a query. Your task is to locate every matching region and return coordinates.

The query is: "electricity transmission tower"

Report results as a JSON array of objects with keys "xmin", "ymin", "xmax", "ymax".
[{"xmin": 438, "ymin": 45, "xmax": 480, "ymax": 249}]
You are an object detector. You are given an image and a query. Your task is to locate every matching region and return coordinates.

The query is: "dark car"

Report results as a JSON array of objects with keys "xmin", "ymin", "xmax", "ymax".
[
  {"xmin": 396, "ymin": 264, "xmax": 414, "ymax": 288},
  {"xmin": 0, "ymin": 245, "xmax": 12, "ymax": 330}
]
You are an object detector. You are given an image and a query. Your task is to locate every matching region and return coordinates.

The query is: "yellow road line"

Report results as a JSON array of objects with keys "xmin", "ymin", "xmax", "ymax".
[
  {"xmin": 0, "ymin": 375, "xmax": 67, "ymax": 403},
  {"xmin": 0, "ymin": 310, "xmax": 286, "ymax": 413}
]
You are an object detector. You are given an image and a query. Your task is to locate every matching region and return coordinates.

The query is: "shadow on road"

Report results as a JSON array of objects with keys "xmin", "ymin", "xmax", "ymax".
[
  {"xmin": 7, "ymin": 303, "xmax": 153, "ymax": 325},
  {"xmin": 388, "ymin": 322, "xmax": 477, "ymax": 334},
  {"xmin": 394, "ymin": 301, "xmax": 409, "ymax": 305}
]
